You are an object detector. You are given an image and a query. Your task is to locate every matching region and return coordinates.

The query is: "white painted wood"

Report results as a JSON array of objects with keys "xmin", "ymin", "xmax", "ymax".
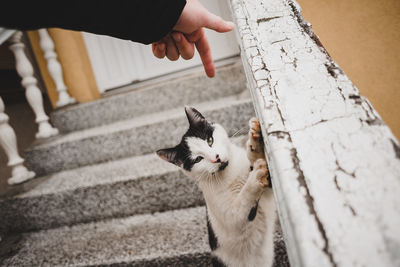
[
  {"xmin": 83, "ymin": 0, "xmax": 239, "ymax": 91},
  {"xmin": 0, "ymin": 97, "xmax": 35, "ymax": 185},
  {"xmin": 38, "ymin": 29, "xmax": 76, "ymax": 107},
  {"xmin": 9, "ymin": 32, "xmax": 59, "ymax": 139},
  {"xmin": 228, "ymin": 0, "xmax": 400, "ymax": 266}
]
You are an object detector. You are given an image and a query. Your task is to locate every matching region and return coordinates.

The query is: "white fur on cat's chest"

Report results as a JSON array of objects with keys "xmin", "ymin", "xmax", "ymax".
[{"xmin": 199, "ymin": 143, "xmax": 276, "ymax": 267}]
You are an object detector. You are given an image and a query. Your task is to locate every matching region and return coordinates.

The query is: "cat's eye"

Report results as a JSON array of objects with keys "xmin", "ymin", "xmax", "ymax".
[
  {"xmin": 194, "ymin": 156, "xmax": 203, "ymax": 163},
  {"xmin": 207, "ymin": 136, "xmax": 214, "ymax": 147}
]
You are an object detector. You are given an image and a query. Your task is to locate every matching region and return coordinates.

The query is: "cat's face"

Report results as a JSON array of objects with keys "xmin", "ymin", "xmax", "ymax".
[{"xmin": 157, "ymin": 107, "xmax": 231, "ymax": 179}]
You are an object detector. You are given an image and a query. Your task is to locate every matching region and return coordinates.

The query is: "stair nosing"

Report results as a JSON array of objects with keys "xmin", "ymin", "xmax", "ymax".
[
  {"xmin": 52, "ymin": 61, "xmax": 241, "ymax": 115},
  {"xmin": 31, "ymin": 96, "xmax": 249, "ymax": 150},
  {"xmin": 7, "ymin": 136, "xmax": 246, "ymax": 201},
  {"xmin": 1, "ymin": 206, "xmax": 211, "ymax": 267}
]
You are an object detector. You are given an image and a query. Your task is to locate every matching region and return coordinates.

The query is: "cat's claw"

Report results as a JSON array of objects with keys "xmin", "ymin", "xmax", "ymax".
[
  {"xmin": 253, "ymin": 159, "xmax": 270, "ymax": 188},
  {"xmin": 249, "ymin": 117, "xmax": 261, "ymax": 140},
  {"xmin": 248, "ymin": 118, "xmax": 263, "ymax": 155}
]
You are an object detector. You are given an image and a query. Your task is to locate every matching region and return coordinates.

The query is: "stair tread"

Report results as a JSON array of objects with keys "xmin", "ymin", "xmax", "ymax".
[
  {"xmin": 17, "ymin": 136, "xmax": 245, "ymax": 200},
  {"xmin": 17, "ymin": 154, "xmax": 177, "ymax": 199},
  {"xmin": 50, "ymin": 61, "xmax": 246, "ymax": 133},
  {"xmin": 30, "ymin": 95, "xmax": 247, "ymax": 150},
  {"xmin": 0, "ymin": 137, "xmax": 245, "ymax": 233},
  {"xmin": 2, "ymin": 207, "xmax": 211, "ymax": 266},
  {"xmin": 2, "ymin": 206, "xmax": 290, "ymax": 267},
  {"xmin": 24, "ymin": 95, "xmax": 253, "ymax": 177},
  {"xmin": 21, "ymin": 136, "xmax": 247, "ymax": 201}
]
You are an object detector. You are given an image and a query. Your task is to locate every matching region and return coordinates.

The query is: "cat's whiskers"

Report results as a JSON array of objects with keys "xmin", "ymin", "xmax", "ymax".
[
  {"xmin": 231, "ymin": 126, "xmax": 247, "ymax": 138},
  {"xmin": 207, "ymin": 165, "xmax": 224, "ymax": 188},
  {"xmin": 195, "ymin": 169, "xmax": 211, "ymax": 184},
  {"xmin": 213, "ymin": 174, "xmax": 222, "ymax": 188},
  {"xmin": 196, "ymin": 170, "xmax": 216, "ymax": 192},
  {"xmin": 197, "ymin": 165, "xmax": 219, "ymax": 191}
]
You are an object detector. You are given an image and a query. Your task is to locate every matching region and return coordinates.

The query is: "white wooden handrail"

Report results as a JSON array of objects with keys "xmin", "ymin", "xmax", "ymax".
[{"xmin": 228, "ymin": 0, "xmax": 400, "ymax": 266}]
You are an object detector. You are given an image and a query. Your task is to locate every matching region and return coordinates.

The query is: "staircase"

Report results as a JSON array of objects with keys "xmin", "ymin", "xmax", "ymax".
[{"xmin": 0, "ymin": 61, "xmax": 289, "ymax": 266}]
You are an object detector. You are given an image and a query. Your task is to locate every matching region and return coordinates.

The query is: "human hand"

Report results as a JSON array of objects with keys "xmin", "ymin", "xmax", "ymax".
[{"xmin": 152, "ymin": 0, "xmax": 234, "ymax": 77}]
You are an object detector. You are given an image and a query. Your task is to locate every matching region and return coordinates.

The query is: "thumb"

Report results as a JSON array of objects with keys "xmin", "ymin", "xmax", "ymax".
[{"xmin": 202, "ymin": 12, "xmax": 235, "ymax": 33}]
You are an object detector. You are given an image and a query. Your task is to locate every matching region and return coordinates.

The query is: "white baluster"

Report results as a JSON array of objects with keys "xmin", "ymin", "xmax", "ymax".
[
  {"xmin": 0, "ymin": 97, "xmax": 35, "ymax": 185},
  {"xmin": 9, "ymin": 31, "xmax": 59, "ymax": 139},
  {"xmin": 38, "ymin": 29, "xmax": 76, "ymax": 107}
]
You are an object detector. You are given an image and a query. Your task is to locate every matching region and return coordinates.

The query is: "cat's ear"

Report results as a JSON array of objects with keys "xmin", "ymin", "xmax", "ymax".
[
  {"xmin": 185, "ymin": 106, "xmax": 206, "ymax": 128},
  {"xmin": 156, "ymin": 147, "xmax": 182, "ymax": 167}
]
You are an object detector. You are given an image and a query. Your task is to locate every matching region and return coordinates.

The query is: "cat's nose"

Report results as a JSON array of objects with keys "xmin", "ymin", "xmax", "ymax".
[{"xmin": 211, "ymin": 154, "xmax": 221, "ymax": 163}]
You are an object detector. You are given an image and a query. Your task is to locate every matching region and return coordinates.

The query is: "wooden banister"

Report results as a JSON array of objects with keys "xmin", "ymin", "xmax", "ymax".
[{"xmin": 228, "ymin": 0, "xmax": 400, "ymax": 266}]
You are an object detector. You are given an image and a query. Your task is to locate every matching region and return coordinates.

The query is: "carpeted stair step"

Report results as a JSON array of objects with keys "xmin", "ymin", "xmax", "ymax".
[
  {"xmin": 0, "ymin": 207, "xmax": 289, "ymax": 267},
  {"xmin": 1, "ymin": 137, "xmax": 246, "ymax": 234},
  {"xmin": 24, "ymin": 96, "xmax": 254, "ymax": 177},
  {"xmin": 0, "ymin": 153, "xmax": 200, "ymax": 234},
  {"xmin": 51, "ymin": 62, "xmax": 246, "ymax": 133},
  {"xmin": 1, "ymin": 207, "xmax": 211, "ymax": 266}
]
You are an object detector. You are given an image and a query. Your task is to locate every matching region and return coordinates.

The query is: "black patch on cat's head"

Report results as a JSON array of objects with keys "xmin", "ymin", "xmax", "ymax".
[
  {"xmin": 156, "ymin": 146, "xmax": 183, "ymax": 167},
  {"xmin": 183, "ymin": 107, "xmax": 214, "ymax": 141},
  {"xmin": 185, "ymin": 106, "xmax": 205, "ymax": 128},
  {"xmin": 157, "ymin": 106, "xmax": 215, "ymax": 171}
]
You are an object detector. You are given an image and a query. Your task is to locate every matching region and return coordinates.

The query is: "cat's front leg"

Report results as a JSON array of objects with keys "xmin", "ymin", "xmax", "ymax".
[
  {"xmin": 252, "ymin": 158, "xmax": 270, "ymax": 188},
  {"xmin": 232, "ymin": 159, "xmax": 270, "ymax": 222},
  {"xmin": 247, "ymin": 117, "xmax": 265, "ymax": 164}
]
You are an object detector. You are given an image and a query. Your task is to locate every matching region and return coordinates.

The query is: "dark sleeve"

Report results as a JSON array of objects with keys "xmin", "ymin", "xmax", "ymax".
[{"xmin": 0, "ymin": 0, "xmax": 186, "ymax": 44}]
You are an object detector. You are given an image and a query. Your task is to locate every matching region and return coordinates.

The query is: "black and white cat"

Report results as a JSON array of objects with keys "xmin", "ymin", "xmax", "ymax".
[{"xmin": 157, "ymin": 107, "xmax": 276, "ymax": 267}]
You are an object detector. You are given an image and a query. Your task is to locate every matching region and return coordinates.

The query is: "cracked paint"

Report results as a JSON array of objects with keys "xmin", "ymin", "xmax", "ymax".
[
  {"xmin": 257, "ymin": 16, "xmax": 283, "ymax": 24},
  {"xmin": 391, "ymin": 139, "xmax": 400, "ymax": 159},
  {"xmin": 229, "ymin": 0, "xmax": 400, "ymax": 266}
]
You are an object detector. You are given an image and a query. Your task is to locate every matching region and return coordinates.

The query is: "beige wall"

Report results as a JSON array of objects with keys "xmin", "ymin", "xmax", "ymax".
[{"xmin": 297, "ymin": 0, "xmax": 400, "ymax": 139}]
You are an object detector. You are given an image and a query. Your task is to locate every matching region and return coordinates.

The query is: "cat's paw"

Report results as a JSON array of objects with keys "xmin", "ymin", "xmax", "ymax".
[
  {"xmin": 253, "ymin": 158, "xmax": 270, "ymax": 188},
  {"xmin": 247, "ymin": 118, "xmax": 264, "ymax": 163},
  {"xmin": 249, "ymin": 117, "xmax": 261, "ymax": 141}
]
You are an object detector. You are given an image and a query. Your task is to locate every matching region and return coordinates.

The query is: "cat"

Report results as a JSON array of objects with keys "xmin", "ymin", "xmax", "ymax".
[{"xmin": 157, "ymin": 106, "xmax": 276, "ymax": 267}]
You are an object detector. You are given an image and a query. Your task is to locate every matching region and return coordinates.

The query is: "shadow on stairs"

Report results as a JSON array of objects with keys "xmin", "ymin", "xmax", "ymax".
[{"xmin": 0, "ymin": 61, "xmax": 290, "ymax": 266}]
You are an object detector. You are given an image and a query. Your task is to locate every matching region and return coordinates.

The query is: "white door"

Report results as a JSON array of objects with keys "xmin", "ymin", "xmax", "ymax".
[{"xmin": 83, "ymin": 0, "xmax": 239, "ymax": 93}]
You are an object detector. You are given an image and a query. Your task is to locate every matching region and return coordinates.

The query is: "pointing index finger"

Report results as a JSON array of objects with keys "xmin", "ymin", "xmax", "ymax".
[
  {"xmin": 203, "ymin": 12, "xmax": 235, "ymax": 33},
  {"xmin": 188, "ymin": 29, "xmax": 215, "ymax": 78}
]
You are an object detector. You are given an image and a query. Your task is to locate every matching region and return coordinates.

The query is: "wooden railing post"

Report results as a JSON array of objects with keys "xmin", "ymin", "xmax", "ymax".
[
  {"xmin": 228, "ymin": 0, "xmax": 400, "ymax": 266},
  {"xmin": 9, "ymin": 31, "xmax": 59, "ymax": 139},
  {"xmin": 38, "ymin": 29, "xmax": 76, "ymax": 107},
  {"xmin": 0, "ymin": 96, "xmax": 35, "ymax": 185}
]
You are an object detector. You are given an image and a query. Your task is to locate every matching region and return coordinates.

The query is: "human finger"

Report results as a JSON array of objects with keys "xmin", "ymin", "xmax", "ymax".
[
  {"xmin": 165, "ymin": 36, "xmax": 180, "ymax": 61},
  {"xmin": 152, "ymin": 42, "xmax": 166, "ymax": 59},
  {"xmin": 202, "ymin": 11, "xmax": 234, "ymax": 33},
  {"xmin": 190, "ymin": 29, "xmax": 215, "ymax": 77},
  {"xmin": 171, "ymin": 32, "xmax": 194, "ymax": 60}
]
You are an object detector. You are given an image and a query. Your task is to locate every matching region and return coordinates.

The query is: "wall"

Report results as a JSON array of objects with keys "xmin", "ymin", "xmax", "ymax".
[{"xmin": 297, "ymin": 0, "xmax": 400, "ymax": 138}]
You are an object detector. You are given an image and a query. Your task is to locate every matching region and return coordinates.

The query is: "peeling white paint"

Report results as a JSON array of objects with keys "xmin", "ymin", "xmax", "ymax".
[{"xmin": 228, "ymin": 0, "xmax": 400, "ymax": 266}]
